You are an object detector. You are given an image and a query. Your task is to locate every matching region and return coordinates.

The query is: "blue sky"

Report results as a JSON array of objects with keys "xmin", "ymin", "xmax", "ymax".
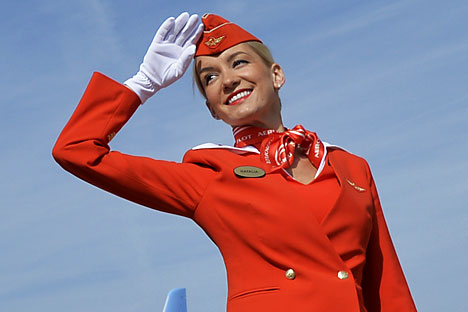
[{"xmin": 1, "ymin": 0, "xmax": 467, "ymax": 311}]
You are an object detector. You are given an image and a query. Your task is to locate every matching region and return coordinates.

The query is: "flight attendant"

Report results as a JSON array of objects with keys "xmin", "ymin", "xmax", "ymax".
[{"xmin": 53, "ymin": 12, "xmax": 417, "ymax": 312}]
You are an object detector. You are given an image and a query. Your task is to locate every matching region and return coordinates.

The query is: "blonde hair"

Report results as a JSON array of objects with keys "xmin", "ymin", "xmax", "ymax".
[{"xmin": 193, "ymin": 41, "xmax": 275, "ymax": 98}]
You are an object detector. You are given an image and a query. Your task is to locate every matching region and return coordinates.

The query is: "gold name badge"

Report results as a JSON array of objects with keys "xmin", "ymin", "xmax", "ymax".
[{"xmin": 234, "ymin": 166, "xmax": 266, "ymax": 178}]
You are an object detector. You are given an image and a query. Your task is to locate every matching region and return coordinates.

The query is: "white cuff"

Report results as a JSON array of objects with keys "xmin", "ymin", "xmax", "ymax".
[{"xmin": 124, "ymin": 71, "xmax": 160, "ymax": 104}]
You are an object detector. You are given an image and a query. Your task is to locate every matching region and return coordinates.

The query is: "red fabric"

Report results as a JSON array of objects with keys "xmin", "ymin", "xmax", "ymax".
[
  {"xmin": 233, "ymin": 125, "xmax": 325, "ymax": 171},
  {"xmin": 195, "ymin": 14, "xmax": 261, "ymax": 56},
  {"xmin": 232, "ymin": 123, "xmax": 339, "ymax": 222},
  {"xmin": 53, "ymin": 72, "xmax": 417, "ymax": 312},
  {"xmin": 306, "ymin": 161, "xmax": 340, "ymax": 223}
]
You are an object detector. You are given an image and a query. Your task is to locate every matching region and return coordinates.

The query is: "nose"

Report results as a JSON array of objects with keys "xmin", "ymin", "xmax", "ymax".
[{"xmin": 222, "ymin": 70, "xmax": 240, "ymax": 92}]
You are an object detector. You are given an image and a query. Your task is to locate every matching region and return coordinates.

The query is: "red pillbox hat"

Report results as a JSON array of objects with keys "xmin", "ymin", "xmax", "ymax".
[{"xmin": 195, "ymin": 13, "xmax": 262, "ymax": 56}]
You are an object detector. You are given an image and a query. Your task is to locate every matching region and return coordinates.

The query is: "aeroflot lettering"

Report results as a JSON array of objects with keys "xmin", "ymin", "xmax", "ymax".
[
  {"xmin": 257, "ymin": 129, "xmax": 276, "ymax": 136},
  {"xmin": 314, "ymin": 141, "xmax": 321, "ymax": 158},
  {"xmin": 263, "ymin": 141, "xmax": 271, "ymax": 164},
  {"xmin": 236, "ymin": 134, "xmax": 252, "ymax": 143}
]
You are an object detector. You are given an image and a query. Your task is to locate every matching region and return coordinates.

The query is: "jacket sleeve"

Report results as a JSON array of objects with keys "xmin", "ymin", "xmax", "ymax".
[
  {"xmin": 52, "ymin": 72, "xmax": 215, "ymax": 218},
  {"xmin": 361, "ymin": 163, "xmax": 417, "ymax": 311}
]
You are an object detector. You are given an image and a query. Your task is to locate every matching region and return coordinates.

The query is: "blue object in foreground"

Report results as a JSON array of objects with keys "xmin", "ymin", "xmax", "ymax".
[{"xmin": 162, "ymin": 288, "xmax": 187, "ymax": 312}]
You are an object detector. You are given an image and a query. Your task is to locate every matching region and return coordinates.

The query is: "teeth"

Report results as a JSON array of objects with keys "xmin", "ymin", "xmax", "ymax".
[{"xmin": 228, "ymin": 90, "xmax": 251, "ymax": 104}]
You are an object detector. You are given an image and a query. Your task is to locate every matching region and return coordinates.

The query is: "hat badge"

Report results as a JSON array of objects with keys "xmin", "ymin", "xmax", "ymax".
[{"xmin": 205, "ymin": 35, "xmax": 226, "ymax": 48}]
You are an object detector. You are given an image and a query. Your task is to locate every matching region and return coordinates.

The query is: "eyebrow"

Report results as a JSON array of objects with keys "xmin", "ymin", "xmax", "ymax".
[
  {"xmin": 197, "ymin": 51, "xmax": 250, "ymax": 76},
  {"xmin": 226, "ymin": 51, "xmax": 249, "ymax": 62},
  {"xmin": 197, "ymin": 65, "xmax": 216, "ymax": 76}
]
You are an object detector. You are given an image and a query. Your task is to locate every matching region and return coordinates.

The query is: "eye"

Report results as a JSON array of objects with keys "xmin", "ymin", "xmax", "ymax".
[
  {"xmin": 204, "ymin": 73, "xmax": 217, "ymax": 85},
  {"xmin": 233, "ymin": 59, "xmax": 248, "ymax": 68}
]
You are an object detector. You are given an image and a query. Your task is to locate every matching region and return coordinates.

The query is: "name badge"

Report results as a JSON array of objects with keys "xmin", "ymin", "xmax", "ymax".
[{"xmin": 234, "ymin": 166, "xmax": 266, "ymax": 178}]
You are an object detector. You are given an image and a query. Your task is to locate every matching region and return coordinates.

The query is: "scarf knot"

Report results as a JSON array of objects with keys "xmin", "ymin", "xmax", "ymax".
[{"xmin": 233, "ymin": 125, "xmax": 325, "ymax": 170}]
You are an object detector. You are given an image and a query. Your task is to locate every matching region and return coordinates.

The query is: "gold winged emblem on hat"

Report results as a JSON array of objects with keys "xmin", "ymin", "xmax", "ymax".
[{"xmin": 205, "ymin": 35, "xmax": 225, "ymax": 47}]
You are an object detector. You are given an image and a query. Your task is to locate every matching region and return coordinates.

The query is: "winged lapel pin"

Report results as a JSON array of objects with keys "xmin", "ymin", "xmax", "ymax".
[{"xmin": 346, "ymin": 179, "xmax": 366, "ymax": 192}]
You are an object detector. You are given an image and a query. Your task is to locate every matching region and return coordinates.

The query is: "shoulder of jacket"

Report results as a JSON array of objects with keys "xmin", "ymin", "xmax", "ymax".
[
  {"xmin": 190, "ymin": 143, "xmax": 260, "ymax": 154},
  {"xmin": 325, "ymin": 142, "xmax": 373, "ymax": 181},
  {"xmin": 324, "ymin": 142, "xmax": 365, "ymax": 160},
  {"xmin": 182, "ymin": 143, "xmax": 259, "ymax": 166}
]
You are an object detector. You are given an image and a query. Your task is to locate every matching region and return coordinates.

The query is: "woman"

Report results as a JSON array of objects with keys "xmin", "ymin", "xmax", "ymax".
[{"xmin": 53, "ymin": 12, "xmax": 417, "ymax": 311}]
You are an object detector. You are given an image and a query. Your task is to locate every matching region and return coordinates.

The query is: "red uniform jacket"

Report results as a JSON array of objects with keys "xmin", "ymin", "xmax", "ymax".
[{"xmin": 53, "ymin": 73, "xmax": 417, "ymax": 311}]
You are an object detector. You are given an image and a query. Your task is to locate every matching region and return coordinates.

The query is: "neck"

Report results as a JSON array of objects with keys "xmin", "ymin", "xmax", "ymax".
[
  {"xmin": 232, "ymin": 122, "xmax": 285, "ymax": 133},
  {"xmin": 233, "ymin": 124, "xmax": 284, "ymax": 149}
]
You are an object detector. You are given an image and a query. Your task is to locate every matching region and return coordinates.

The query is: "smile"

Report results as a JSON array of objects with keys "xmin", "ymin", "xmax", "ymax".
[{"xmin": 226, "ymin": 89, "xmax": 252, "ymax": 105}]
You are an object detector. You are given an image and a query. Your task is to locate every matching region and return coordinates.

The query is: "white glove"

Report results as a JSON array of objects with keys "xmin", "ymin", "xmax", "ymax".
[{"xmin": 125, "ymin": 12, "xmax": 203, "ymax": 104}]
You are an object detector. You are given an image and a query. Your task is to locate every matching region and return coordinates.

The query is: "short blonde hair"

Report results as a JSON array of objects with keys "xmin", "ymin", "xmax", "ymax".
[{"xmin": 193, "ymin": 41, "xmax": 275, "ymax": 98}]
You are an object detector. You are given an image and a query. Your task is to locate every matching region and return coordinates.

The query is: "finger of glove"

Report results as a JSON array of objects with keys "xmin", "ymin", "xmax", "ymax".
[
  {"xmin": 150, "ymin": 45, "xmax": 195, "ymax": 88},
  {"xmin": 140, "ymin": 44, "xmax": 184, "ymax": 87},
  {"xmin": 165, "ymin": 12, "xmax": 189, "ymax": 43},
  {"xmin": 178, "ymin": 45, "xmax": 197, "ymax": 72},
  {"xmin": 184, "ymin": 23, "xmax": 204, "ymax": 48},
  {"xmin": 154, "ymin": 16, "xmax": 175, "ymax": 43},
  {"xmin": 175, "ymin": 14, "xmax": 200, "ymax": 46}
]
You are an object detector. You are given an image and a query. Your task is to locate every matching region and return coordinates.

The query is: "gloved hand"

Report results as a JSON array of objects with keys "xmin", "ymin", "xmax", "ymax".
[{"xmin": 125, "ymin": 12, "xmax": 203, "ymax": 104}]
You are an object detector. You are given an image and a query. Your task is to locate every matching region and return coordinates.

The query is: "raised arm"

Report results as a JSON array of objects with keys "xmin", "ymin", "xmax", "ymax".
[{"xmin": 52, "ymin": 14, "xmax": 212, "ymax": 218}]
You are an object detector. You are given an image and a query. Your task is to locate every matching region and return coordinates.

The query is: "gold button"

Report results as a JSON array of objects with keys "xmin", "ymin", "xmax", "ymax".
[
  {"xmin": 285, "ymin": 269, "xmax": 296, "ymax": 280},
  {"xmin": 338, "ymin": 270, "xmax": 349, "ymax": 280}
]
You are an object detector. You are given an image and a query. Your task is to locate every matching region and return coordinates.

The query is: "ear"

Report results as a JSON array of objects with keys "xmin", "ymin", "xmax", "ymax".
[
  {"xmin": 205, "ymin": 101, "xmax": 220, "ymax": 120},
  {"xmin": 271, "ymin": 63, "xmax": 285, "ymax": 90}
]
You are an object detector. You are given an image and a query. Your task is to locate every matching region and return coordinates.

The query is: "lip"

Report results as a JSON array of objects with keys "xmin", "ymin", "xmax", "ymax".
[{"xmin": 225, "ymin": 88, "xmax": 253, "ymax": 105}]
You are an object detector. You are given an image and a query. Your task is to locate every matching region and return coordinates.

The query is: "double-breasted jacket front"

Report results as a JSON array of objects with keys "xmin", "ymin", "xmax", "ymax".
[{"xmin": 53, "ymin": 73, "xmax": 416, "ymax": 311}]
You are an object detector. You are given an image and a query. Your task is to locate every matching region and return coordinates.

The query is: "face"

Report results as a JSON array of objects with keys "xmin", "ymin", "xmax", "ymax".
[{"xmin": 196, "ymin": 43, "xmax": 285, "ymax": 129}]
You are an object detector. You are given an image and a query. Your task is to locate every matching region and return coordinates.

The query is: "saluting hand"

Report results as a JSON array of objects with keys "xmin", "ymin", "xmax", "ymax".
[{"xmin": 125, "ymin": 12, "xmax": 203, "ymax": 103}]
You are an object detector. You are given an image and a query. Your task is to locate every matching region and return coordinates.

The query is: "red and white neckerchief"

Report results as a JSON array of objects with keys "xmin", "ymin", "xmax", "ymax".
[{"xmin": 233, "ymin": 125, "xmax": 325, "ymax": 170}]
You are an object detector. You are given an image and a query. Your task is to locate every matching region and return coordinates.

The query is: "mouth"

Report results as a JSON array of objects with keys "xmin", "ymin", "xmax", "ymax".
[{"xmin": 225, "ymin": 89, "xmax": 253, "ymax": 106}]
